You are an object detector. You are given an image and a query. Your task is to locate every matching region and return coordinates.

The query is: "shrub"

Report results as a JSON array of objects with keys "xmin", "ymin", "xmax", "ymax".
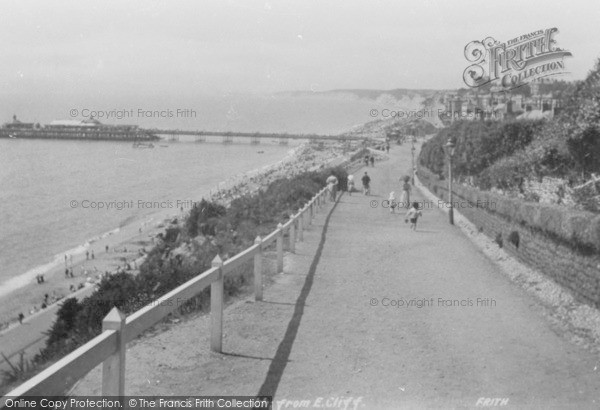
[
  {"xmin": 567, "ymin": 126, "xmax": 600, "ymax": 178},
  {"xmin": 494, "ymin": 233, "xmax": 503, "ymax": 248},
  {"xmin": 186, "ymin": 200, "xmax": 227, "ymax": 237},
  {"xmin": 35, "ymin": 163, "xmax": 349, "ymax": 372},
  {"xmin": 419, "ymin": 119, "xmax": 544, "ymax": 183},
  {"xmin": 507, "ymin": 231, "xmax": 520, "ymax": 248}
]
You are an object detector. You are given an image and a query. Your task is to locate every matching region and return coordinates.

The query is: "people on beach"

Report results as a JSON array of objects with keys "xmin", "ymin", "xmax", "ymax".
[
  {"xmin": 105, "ymin": 244, "xmax": 109, "ymax": 253},
  {"xmin": 364, "ymin": 155, "xmax": 369, "ymax": 167},
  {"xmin": 361, "ymin": 172, "xmax": 371, "ymax": 195},
  {"xmin": 400, "ymin": 176, "xmax": 411, "ymax": 208},
  {"xmin": 405, "ymin": 202, "xmax": 422, "ymax": 231},
  {"xmin": 370, "ymin": 156, "xmax": 375, "ymax": 167},
  {"xmin": 91, "ymin": 250, "xmax": 95, "ymax": 259},
  {"xmin": 326, "ymin": 174, "xmax": 339, "ymax": 202},
  {"xmin": 86, "ymin": 250, "xmax": 89, "ymax": 260},
  {"xmin": 18, "ymin": 312, "xmax": 24, "ymax": 324},
  {"xmin": 386, "ymin": 144, "xmax": 390, "ymax": 154},
  {"xmin": 347, "ymin": 174, "xmax": 355, "ymax": 195},
  {"xmin": 36, "ymin": 274, "xmax": 45, "ymax": 284}
]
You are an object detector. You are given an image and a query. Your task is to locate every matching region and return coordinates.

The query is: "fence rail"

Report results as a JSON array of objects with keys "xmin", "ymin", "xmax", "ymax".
[{"xmin": 1, "ymin": 187, "xmax": 330, "ymax": 403}]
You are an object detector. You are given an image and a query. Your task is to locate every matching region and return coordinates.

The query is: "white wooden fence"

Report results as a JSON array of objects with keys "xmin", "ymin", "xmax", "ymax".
[{"xmin": 1, "ymin": 187, "xmax": 330, "ymax": 402}]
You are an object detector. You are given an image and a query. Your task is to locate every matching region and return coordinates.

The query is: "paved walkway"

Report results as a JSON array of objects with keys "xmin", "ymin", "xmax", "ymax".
[{"xmin": 76, "ymin": 143, "xmax": 600, "ymax": 409}]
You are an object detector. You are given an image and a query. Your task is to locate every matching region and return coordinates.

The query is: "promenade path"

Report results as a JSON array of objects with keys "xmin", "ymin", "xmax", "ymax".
[{"xmin": 75, "ymin": 143, "xmax": 600, "ymax": 408}]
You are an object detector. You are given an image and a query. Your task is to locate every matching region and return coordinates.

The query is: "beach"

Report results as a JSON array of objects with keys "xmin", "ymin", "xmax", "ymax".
[{"xmin": 0, "ymin": 141, "xmax": 363, "ymax": 333}]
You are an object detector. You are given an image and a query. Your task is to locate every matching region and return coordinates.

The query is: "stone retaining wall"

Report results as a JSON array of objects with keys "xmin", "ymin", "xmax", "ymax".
[{"xmin": 417, "ymin": 165, "xmax": 600, "ymax": 307}]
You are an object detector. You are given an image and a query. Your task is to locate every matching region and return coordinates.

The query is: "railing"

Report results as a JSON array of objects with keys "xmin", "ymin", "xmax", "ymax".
[{"xmin": 1, "ymin": 187, "xmax": 331, "ymax": 402}]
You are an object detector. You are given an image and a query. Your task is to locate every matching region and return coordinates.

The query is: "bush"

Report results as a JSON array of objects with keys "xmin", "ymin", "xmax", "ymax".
[
  {"xmin": 567, "ymin": 126, "xmax": 600, "ymax": 178},
  {"xmin": 35, "ymin": 163, "xmax": 348, "ymax": 370},
  {"xmin": 507, "ymin": 231, "xmax": 520, "ymax": 248},
  {"xmin": 186, "ymin": 199, "xmax": 227, "ymax": 237},
  {"xmin": 419, "ymin": 119, "xmax": 543, "ymax": 182}
]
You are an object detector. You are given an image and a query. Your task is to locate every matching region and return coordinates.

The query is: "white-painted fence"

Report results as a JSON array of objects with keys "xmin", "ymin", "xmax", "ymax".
[{"xmin": 0, "ymin": 188, "xmax": 329, "ymax": 402}]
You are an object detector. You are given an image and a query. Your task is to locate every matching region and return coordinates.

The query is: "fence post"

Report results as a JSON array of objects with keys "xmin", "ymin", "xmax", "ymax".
[
  {"xmin": 298, "ymin": 208, "xmax": 304, "ymax": 242},
  {"xmin": 254, "ymin": 236, "xmax": 263, "ymax": 301},
  {"xmin": 289, "ymin": 218, "xmax": 296, "ymax": 253},
  {"xmin": 277, "ymin": 223, "xmax": 284, "ymax": 273},
  {"xmin": 211, "ymin": 255, "xmax": 224, "ymax": 353},
  {"xmin": 309, "ymin": 201, "xmax": 314, "ymax": 222},
  {"xmin": 102, "ymin": 307, "xmax": 126, "ymax": 397}
]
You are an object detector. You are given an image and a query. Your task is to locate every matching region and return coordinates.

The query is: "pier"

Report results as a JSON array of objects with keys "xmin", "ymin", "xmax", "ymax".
[
  {"xmin": 145, "ymin": 129, "xmax": 364, "ymax": 144},
  {"xmin": 0, "ymin": 123, "xmax": 364, "ymax": 144}
]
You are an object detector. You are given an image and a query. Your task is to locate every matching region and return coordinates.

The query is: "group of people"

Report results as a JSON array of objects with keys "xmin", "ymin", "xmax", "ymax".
[
  {"xmin": 364, "ymin": 155, "xmax": 375, "ymax": 167},
  {"xmin": 327, "ymin": 172, "xmax": 372, "ymax": 199},
  {"xmin": 330, "ymin": 166, "xmax": 423, "ymax": 230},
  {"xmin": 388, "ymin": 176, "xmax": 422, "ymax": 230}
]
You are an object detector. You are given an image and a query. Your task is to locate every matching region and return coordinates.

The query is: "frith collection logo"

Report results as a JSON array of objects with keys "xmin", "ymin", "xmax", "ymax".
[{"xmin": 463, "ymin": 28, "xmax": 572, "ymax": 90}]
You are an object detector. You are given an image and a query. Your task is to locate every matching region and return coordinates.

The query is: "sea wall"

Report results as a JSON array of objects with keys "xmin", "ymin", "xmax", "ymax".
[{"xmin": 417, "ymin": 165, "xmax": 600, "ymax": 308}]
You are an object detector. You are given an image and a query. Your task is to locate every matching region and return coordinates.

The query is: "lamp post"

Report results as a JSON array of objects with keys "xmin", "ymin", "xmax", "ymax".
[{"xmin": 444, "ymin": 138, "xmax": 456, "ymax": 225}]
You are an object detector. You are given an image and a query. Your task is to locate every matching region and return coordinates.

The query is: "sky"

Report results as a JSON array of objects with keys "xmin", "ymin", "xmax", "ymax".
[{"xmin": 1, "ymin": 0, "xmax": 599, "ymax": 129}]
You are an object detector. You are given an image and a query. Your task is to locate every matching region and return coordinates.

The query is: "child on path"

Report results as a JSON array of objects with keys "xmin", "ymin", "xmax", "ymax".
[
  {"xmin": 405, "ymin": 201, "xmax": 422, "ymax": 231},
  {"xmin": 388, "ymin": 191, "xmax": 397, "ymax": 213}
]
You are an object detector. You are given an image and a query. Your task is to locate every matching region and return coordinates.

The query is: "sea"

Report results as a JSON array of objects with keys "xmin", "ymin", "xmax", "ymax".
[
  {"xmin": 0, "ymin": 90, "xmax": 427, "ymax": 300},
  {"xmin": 0, "ymin": 138, "xmax": 298, "ymax": 299}
]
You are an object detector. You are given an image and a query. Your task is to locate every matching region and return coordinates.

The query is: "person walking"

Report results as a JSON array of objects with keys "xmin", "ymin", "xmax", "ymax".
[
  {"xmin": 400, "ymin": 176, "xmax": 411, "ymax": 208},
  {"xmin": 326, "ymin": 174, "xmax": 339, "ymax": 202},
  {"xmin": 361, "ymin": 172, "xmax": 371, "ymax": 195},
  {"xmin": 347, "ymin": 174, "xmax": 355, "ymax": 196},
  {"xmin": 370, "ymin": 155, "xmax": 375, "ymax": 167}
]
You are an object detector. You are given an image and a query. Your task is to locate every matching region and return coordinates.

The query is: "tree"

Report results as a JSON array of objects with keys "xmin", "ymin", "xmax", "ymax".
[{"xmin": 567, "ymin": 126, "xmax": 600, "ymax": 178}]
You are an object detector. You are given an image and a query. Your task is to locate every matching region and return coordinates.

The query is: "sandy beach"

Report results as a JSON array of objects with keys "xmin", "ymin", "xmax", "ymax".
[{"xmin": 0, "ymin": 141, "xmax": 364, "ymax": 331}]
